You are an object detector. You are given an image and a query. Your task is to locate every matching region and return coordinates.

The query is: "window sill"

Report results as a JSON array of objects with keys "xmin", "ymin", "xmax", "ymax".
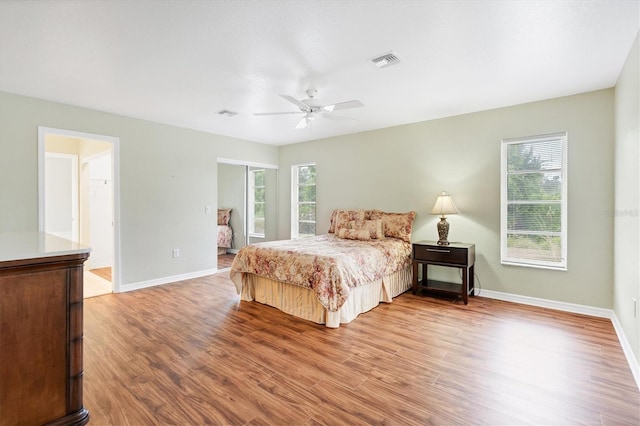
[{"xmin": 501, "ymin": 259, "xmax": 567, "ymax": 272}]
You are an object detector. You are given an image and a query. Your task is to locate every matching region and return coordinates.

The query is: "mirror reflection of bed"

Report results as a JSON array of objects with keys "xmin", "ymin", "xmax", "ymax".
[
  {"xmin": 217, "ymin": 161, "xmax": 278, "ymax": 271},
  {"xmin": 217, "ymin": 207, "xmax": 235, "ymax": 269}
]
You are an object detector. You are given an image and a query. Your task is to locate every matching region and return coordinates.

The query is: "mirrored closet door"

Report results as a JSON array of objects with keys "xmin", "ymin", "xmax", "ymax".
[{"xmin": 217, "ymin": 160, "xmax": 278, "ymax": 268}]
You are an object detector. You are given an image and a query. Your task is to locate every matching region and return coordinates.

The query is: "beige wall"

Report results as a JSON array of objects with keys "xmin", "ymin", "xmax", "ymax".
[
  {"xmin": 0, "ymin": 84, "xmax": 625, "ymax": 315},
  {"xmin": 614, "ymin": 33, "xmax": 640, "ymax": 365},
  {"xmin": 0, "ymin": 91, "xmax": 279, "ymax": 286},
  {"xmin": 46, "ymin": 134, "xmax": 112, "ymax": 157},
  {"xmin": 279, "ymin": 89, "xmax": 615, "ymax": 309}
]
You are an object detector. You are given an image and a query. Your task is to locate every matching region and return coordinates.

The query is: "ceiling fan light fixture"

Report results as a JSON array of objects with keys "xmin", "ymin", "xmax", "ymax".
[
  {"xmin": 295, "ymin": 116, "xmax": 309, "ymax": 129},
  {"xmin": 371, "ymin": 51, "xmax": 400, "ymax": 68}
]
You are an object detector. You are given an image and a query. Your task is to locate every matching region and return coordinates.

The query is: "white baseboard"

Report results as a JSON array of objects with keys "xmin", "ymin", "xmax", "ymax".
[
  {"xmin": 476, "ymin": 288, "xmax": 612, "ymax": 318},
  {"xmin": 118, "ymin": 268, "xmax": 219, "ymax": 293},
  {"xmin": 477, "ymin": 288, "xmax": 639, "ymax": 390},
  {"xmin": 611, "ymin": 312, "xmax": 640, "ymax": 390}
]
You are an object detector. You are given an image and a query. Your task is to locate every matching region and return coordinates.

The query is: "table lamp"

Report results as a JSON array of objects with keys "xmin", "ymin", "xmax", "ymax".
[{"xmin": 430, "ymin": 192, "xmax": 460, "ymax": 245}]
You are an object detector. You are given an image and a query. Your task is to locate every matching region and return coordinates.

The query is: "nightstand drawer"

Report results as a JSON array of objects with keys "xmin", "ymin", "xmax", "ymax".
[{"xmin": 413, "ymin": 244, "xmax": 468, "ymax": 265}]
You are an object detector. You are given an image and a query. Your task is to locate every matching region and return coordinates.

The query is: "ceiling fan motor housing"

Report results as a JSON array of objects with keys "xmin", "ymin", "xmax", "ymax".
[{"xmin": 254, "ymin": 88, "xmax": 363, "ymax": 129}]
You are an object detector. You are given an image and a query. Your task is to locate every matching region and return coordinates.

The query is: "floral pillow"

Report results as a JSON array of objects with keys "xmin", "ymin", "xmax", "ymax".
[
  {"xmin": 347, "ymin": 219, "xmax": 385, "ymax": 240},
  {"xmin": 218, "ymin": 208, "xmax": 232, "ymax": 225},
  {"xmin": 328, "ymin": 209, "xmax": 338, "ymax": 233},
  {"xmin": 380, "ymin": 211, "xmax": 416, "ymax": 243},
  {"xmin": 365, "ymin": 209, "xmax": 384, "ymax": 220},
  {"xmin": 337, "ymin": 228, "xmax": 371, "ymax": 241},
  {"xmin": 332, "ymin": 209, "xmax": 366, "ymax": 233}
]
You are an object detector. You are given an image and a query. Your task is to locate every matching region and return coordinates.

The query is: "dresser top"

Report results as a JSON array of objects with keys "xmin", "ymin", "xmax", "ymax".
[{"xmin": 0, "ymin": 232, "xmax": 90, "ymax": 262}]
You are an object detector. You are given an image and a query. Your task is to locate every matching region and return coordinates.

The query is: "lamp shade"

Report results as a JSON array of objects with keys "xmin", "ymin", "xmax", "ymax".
[{"xmin": 430, "ymin": 192, "xmax": 460, "ymax": 217}]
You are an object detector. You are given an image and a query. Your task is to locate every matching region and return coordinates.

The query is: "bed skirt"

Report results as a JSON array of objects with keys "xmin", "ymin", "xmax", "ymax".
[{"xmin": 233, "ymin": 265, "xmax": 412, "ymax": 328}]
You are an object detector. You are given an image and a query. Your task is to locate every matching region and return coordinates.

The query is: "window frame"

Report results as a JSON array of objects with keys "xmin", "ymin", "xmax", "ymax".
[
  {"xmin": 291, "ymin": 163, "xmax": 316, "ymax": 239},
  {"xmin": 500, "ymin": 132, "xmax": 568, "ymax": 271},
  {"xmin": 248, "ymin": 168, "xmax": 265, "ymax": 238}
]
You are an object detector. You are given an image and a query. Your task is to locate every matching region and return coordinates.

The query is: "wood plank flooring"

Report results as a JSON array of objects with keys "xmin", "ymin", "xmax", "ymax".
[
  {"xmin": 217, "ymin": 253, "xmax": 235, "ymax": 269},
  {"xmin": 90, "ymin": 267, "xmax": 112, "ymax": 282},
  {"xmin": 83, "ymin": 272, "xmax": 640, "ymax": 425}
]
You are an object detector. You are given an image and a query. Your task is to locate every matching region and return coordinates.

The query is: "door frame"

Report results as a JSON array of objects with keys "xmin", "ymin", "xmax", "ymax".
[{"xmin": 38, "ymin": 126, "xmax": 122, "ymax": 292}]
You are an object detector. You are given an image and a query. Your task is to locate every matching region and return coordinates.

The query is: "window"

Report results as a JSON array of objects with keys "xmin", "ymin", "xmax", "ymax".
[
  {"xmin": 248, "ymin": 169, "xmax": 265, "ymax": 237},
  {"xmin": 291, "ymin": 163, "xmax": 316, "ymax": 238},
  {"xmin": 501, "ymin": 132, "xmax": 567, "ymax": 270}
]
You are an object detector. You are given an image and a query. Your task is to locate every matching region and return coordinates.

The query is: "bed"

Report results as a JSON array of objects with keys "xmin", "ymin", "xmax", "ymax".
[
  {"xmin": 230, "ymin": 209, "xmax": 416, "ymax": 328},
  {"xmin": 217, "ymin": 208, "xmax": 233, "ymax": 255}
]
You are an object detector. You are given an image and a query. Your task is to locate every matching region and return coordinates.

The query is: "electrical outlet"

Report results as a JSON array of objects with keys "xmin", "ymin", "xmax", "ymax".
[
  {"xmin": 172, "ymin": 248, "xmax": 180, "ymax": 258},
  {"xmin": 634, "ymin": 298, "xmax": 637, "ymax": 318},
  {"xmin": 205, "ymin": 205, "xmax": 212, "ymax": 214}
]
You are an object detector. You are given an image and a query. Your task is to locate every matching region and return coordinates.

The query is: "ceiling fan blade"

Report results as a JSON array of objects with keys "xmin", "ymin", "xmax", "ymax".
[
  {"xmin": 280, "ymin": 95, "xmax": 311, "ymax": 111},
  {"xmin": 254, "ymin": 111, "xmax": 305, "ymax": 116},
  {"xmin": 294, "ymin": 116, "xmax": 308, "ymax": 129},
  {"xmin": 326, "ymin": 100, "xmax": 364, "ymax": 111},
  {"xmin": 321, "ymin": 113, "xmax": 357, "ymax": 122}
]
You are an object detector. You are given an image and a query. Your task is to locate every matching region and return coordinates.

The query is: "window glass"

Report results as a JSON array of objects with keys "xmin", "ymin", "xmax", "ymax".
[
  {"xmin": 501, "ymin": 133, "xmax": 567, "ymax": 270},
  {"xmin": 249, "ymin": 169, "xmax": 265, "ymax": 236},
  {"xmin": 291, "ymin": 164, "xmax": 316, "ymax": 238}
]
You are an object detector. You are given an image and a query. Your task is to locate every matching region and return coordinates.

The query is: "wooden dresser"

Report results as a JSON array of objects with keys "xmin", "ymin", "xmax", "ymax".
[{"xmin": 0, "ymin": 232, "xmax": 90, "ymax": 426}]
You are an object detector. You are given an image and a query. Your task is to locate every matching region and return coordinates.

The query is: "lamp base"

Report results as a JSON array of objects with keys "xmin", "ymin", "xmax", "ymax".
[{"xmin": 436, "ymin": 217, "xmax": 450, "ymax": 245}]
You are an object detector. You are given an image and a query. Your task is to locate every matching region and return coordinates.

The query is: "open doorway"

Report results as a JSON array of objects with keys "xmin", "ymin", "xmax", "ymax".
[{"xmin": 38, "ymin": 127, "xmax": 121, "ymax": 297}]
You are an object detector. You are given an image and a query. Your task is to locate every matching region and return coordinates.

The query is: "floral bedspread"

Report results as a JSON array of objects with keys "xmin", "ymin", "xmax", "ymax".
[
  {"xmin": 229, "ymin": 234, "xmax": 411, "ymax": 312},
  {"xmin": 217, "ymin": 225, "xmax": 233, "ymax": 248}
]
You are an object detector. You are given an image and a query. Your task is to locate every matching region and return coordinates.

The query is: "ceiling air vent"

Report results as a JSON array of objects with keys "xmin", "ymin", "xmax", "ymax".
[
  {"xmin": 217, "ymin": 109, "xmax": 238, "ymax": 117},
  {"xmin": 371, "ymin": 51, "xmax": 400, "ymax": 68}
]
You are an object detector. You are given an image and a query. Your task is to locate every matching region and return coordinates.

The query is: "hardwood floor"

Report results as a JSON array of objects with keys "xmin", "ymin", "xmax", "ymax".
[
  {"xmin": 84, "ymin": 271, "xmax": 112, "ymax": 298},
  {"xmin": 218, "ymin": 253, "xmax": 236, "ymax": 269},
  {"xmin": 90, "ymin": 267, "xmax": 112, "ymax": 282},
  {"xmin": 83, "ymin": 272, "xmax": 639, "ymax": 425}
]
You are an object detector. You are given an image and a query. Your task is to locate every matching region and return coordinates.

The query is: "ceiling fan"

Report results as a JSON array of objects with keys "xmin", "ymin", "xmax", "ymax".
[{"xmin": 254, "ymin": 89, "xmax": 364, "ymax": 129}]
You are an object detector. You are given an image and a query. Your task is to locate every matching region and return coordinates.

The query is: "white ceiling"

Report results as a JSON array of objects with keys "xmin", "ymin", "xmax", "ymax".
[{"xmin": 1, "ymin": 1, "xmax": 638, "ymax": 146}]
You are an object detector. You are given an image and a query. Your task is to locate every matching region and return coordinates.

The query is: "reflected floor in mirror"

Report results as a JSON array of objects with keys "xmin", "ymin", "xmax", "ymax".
[{"xmin": 218, "ymin": 253, "xmax": 235, "ymax": 269}]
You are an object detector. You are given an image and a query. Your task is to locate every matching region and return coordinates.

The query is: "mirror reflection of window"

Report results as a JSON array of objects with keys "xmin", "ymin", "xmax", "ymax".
[
  {"xmin": 291, "ymin": 163, "xmax": 316, "ymax": 238},
  {"xmin": 249, "ymin": 169, "xmax": 265, "ymax": 237}
]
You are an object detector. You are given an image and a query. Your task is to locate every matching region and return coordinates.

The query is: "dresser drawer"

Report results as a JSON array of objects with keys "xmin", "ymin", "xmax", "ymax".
[{"xmin": 413, "ymin": 244, "xmax": 468, "ymax": 265}]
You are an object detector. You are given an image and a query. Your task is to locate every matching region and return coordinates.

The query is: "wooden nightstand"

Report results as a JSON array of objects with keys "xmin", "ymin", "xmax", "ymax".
[{"xmin": 412, "ymin": 240, "xmax": 476, "ymax": 304}]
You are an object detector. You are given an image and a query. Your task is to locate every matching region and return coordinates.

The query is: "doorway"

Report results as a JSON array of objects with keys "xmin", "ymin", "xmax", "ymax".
[{"xmin": 38, "ymin": 127, "xmax": 121, "ymax": 296}]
